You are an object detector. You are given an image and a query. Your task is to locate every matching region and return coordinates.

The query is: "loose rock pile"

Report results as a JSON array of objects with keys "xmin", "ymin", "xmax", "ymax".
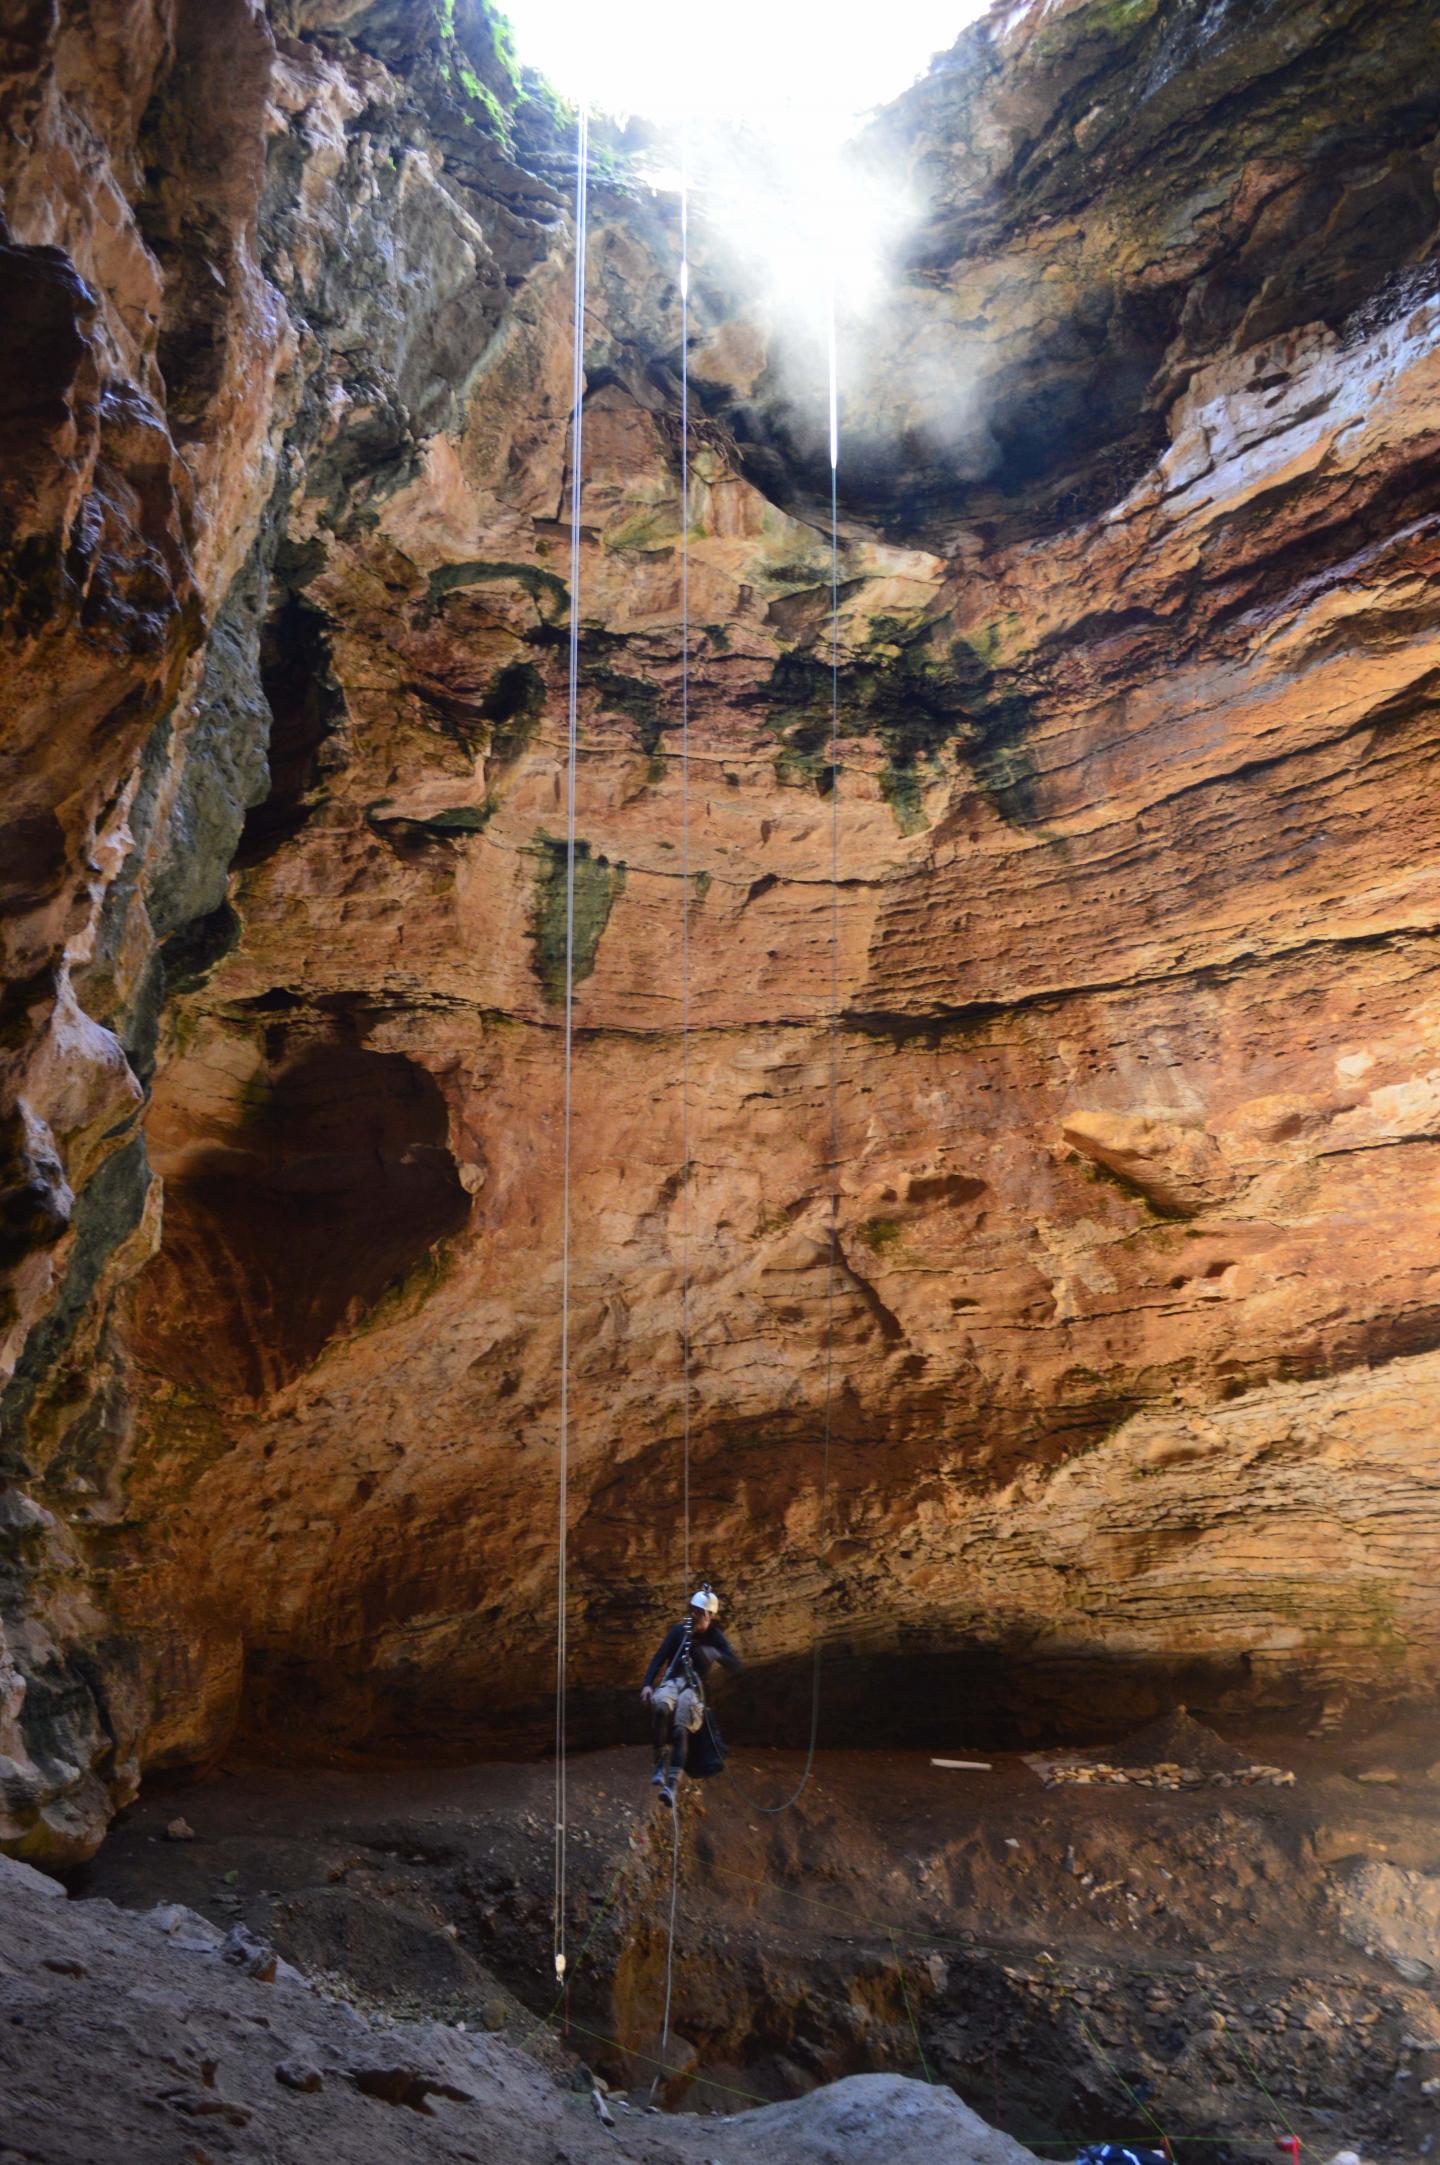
[
  {"xmin": 1043, "ymin": 1761, "xmax": 1295, "ymax": 1791},
  {"xmin": 1032, "ymin": 1710, "xmax": 1295, "ymax": 1791}
]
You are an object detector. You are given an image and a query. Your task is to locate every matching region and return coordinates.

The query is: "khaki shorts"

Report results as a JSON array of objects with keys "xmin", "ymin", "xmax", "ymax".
[{"xmin": 652, "ymin": 1679, "xmax": 703, "ymax": 1734}]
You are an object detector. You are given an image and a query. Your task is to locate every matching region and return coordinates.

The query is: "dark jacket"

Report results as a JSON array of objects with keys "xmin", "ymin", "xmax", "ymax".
[{"xmin": 643, "ymin": 1618, "xmax": 741, "ymax": 1692}]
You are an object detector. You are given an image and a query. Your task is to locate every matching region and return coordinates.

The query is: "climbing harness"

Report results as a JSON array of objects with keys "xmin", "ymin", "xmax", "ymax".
[{"xmin": 553, "ymin": 93, "xmax": 591, "ymax": 2002}]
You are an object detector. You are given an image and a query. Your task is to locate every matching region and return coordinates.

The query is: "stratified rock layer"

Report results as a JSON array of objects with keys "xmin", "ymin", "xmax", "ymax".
[{"xmin": 3, "ymin": 0, "xmax": 1440, "ymax": 1853}]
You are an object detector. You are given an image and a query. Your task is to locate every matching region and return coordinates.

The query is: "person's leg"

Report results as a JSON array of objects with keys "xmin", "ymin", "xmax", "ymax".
[
  {"xmin": 666, "ymin": 1686, "xmax": 702, "ymax": 1792},
  {"xmin": 651, "ymin": 1683, "xmax": 679, "ymax": 1793},
  {"xmin": 677, "ymin": 1685, "xmax": 704, "ymax": 1735}
]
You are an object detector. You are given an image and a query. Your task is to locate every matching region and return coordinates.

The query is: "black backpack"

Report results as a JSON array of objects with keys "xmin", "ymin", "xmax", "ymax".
[{"xmin": 688, "ymin": 1709, "xmax": 728, "ymax": 1779}]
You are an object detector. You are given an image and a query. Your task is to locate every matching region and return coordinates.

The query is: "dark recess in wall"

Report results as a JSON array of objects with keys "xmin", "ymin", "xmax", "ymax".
[
  {"xmin": 236, "ymin": 597, "xmax": 344, "ymax": 867},
  {"xmin": 136, "ymin": 1041, "xmax": 469, "ymax": 1398}
]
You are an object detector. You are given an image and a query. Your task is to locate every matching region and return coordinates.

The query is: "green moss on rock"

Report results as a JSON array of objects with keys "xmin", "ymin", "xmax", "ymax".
[
  {"xmin": 529, "ymin": 833, "xmax": 626, "ymax": 1005},
  {"xmin": 859, "ymin": 1216, "xmax": 904, "ymax": 1255},
  {"xmin": 427, "ymin": 559, "xmax": 569, "ymax": 618}
]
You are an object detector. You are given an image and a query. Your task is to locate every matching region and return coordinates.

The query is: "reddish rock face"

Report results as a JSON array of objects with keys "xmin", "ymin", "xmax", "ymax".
[
  {"xmin": 4, "ymin": 0, "xmax": 1440, "ymax": 1854},
  {"xmin": 140, "ymin": 1040, "xmax": 471, "ymax": 1397}
]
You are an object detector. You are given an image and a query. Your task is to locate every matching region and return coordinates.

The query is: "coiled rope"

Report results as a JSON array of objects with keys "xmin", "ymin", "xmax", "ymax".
[{"xmin": 554, "ymin": 94, "xmax": 591, "ymax": 2001}]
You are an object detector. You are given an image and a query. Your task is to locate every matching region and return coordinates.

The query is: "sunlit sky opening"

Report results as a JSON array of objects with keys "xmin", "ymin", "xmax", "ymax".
[
  {"xmin": 501, "ymin": 0, "xmax": 993, "ymax": 136},
  {"xmin": 501, "ymin": 0, "xmax": 995, "ymax": 319}
]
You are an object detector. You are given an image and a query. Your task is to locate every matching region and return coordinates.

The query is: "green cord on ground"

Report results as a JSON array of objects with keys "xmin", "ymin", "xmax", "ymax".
[{"xmin": 890, "ymin": 1927, "xmax": 933, "ymax": 2083}]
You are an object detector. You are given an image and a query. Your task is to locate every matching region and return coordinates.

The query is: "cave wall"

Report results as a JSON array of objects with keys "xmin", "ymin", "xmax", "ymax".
[{"xmin": 3, "ymin": 0, "xmax": 1440, "ymax": 1857}]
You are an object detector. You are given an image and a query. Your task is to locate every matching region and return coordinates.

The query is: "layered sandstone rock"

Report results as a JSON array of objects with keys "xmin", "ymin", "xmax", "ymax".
[{"xmin": 4, "ymin": 0, "xmax": 1440, "ymax": 1855}]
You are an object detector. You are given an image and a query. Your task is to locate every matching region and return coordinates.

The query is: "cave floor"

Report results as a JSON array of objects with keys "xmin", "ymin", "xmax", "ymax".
[{"xmin": 79, "ymin": 1724, "xmax": 1440, "ymax": 2161}]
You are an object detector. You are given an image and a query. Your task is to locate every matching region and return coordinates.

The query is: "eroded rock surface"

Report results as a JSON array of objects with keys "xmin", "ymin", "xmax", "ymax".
[
  {"xmin": 3, "ymin": 0, "xmax": 1440, "ymax": 1853},
  {"xmin": 0, "ymin": 1851, "xmax": 1034, "ymax": 2165},
  {"xmin": 75, "ymin": 1730, "xmax": 1440, "ymax": 2158}
]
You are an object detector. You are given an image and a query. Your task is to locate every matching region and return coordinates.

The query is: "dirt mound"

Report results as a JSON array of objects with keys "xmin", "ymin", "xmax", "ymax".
[{"xmin": 1109, "ymin": 1708, "xmax": 1250, "ymax": 1774}]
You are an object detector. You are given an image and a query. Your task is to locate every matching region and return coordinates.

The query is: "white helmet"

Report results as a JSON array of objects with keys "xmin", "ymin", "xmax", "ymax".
[{"xmin": 688, "ymin": 1587, "xmax": 720, "ymax": 1617}]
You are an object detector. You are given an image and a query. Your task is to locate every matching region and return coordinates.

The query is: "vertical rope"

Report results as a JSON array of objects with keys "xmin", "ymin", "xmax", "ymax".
[
  {"xmin": 735, "ymin": 274, "xmax": 841, "ymax": 1824},
  {"xmin": 655, "ymin": 132, "xmax": 694, "ymax": 2088},
  {"xmin": 655, "ymin": 166, "xmax": 840, "ymax": 2091},
  {"xmin": 659, "ymin": 1787, "xmax": 682, "ymax": 2058},
  {"xmin": 678, "ymin": 134, "xmax": 692, "ymax": 1600},
  {"xmin": 554, "ymin": 95, "xmax": 590, "ymax": 1997}
]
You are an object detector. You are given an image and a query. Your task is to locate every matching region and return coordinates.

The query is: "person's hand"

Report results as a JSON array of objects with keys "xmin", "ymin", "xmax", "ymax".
[{"xmin": 640, "ymin": 1686, "xmax": 653, "ymax": 1705}]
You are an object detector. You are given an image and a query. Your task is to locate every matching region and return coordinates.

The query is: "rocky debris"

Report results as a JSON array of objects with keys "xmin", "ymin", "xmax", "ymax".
[
  {"xmin": 348, "ymin": 2059, "xmax": 475, "ymax": 2111},
  {"xmin": 1330, "ymin": 1861, "xmax": 1440, "ymax": 1986},
  {"xmin": 626, "ymin": 2028, "xmax": 702, "ymax": 2106},
  {"xmin": 276, "ymin": 2057, "xmax": 324, "ymax": 2092},
  {"xmin": 1, "ymin": 1854, "xmax": 1038, "ymax": 2165},
  {"xmin": 148, "ymin": 1900, "xmax": 225, "ymax": 1953},
  {"xmin": 76, "ymin": 1742, "xmax": 1440, "ymax": 2159},
  {"xmin": 223, "ymin": 1921, "xmax": 280, "ymax": 1981},
  {"xmin": 1110, "ymin": 1712, "xmax": 1251, "ymax": 1776},
  {"xmin": 1031, "ymin": 1709, "xmax": 1294, "ymax": 1791},
  {"xmin": 1039, "ymin": 1762, "xmax": 1294, "ymax": 1793},
  {"xmin": 166, "ymin": 1815, "xmax": 198, "ymax": 1840}
]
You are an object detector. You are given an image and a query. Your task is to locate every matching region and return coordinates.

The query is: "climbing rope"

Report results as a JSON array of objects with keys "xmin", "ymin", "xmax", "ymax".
[
  {"xmin": 551, "ymin": 123, "xmax": 1288, "ymax": 2165},
  {"xmin": 658, "ymin": 1785, "xmax": 682, "ymax": 2061},
  {"xmin": 645, "ymin": 207, "xmax": 844, "ymax": 2089},
  {"xmin": 679, "ymin": 131, "xmax": 693, "ymax": 1600},
  {"xmin": 718, "ymin": 272, "xmax": 841, "ymax": 1822},
  {"xmin": 656, "ymin": 132, "xmax": 694, "ymax": 2075},
  {"xmin": 553, "ymin": 94, "xmax": 591, "ymax": 2001},
  {"xmin": 567, "ymin": 1834, "xmax": 1299, "ymax": 2152}
]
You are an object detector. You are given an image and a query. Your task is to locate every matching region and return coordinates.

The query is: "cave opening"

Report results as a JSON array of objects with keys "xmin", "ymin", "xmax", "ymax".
[
  {"xmin": 137, "ymin": 1041, "xmax": 470, "ymax": 1399},
  {"xmin": 235, "ymin": 595, "xmax": 344, "ymax": 867}
]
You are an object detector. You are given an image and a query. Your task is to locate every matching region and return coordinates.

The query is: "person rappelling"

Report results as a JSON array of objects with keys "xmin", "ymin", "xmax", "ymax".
[{"xmin": 640, "ymin": 1586, "xmax": 741, "ymax": 1806}]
